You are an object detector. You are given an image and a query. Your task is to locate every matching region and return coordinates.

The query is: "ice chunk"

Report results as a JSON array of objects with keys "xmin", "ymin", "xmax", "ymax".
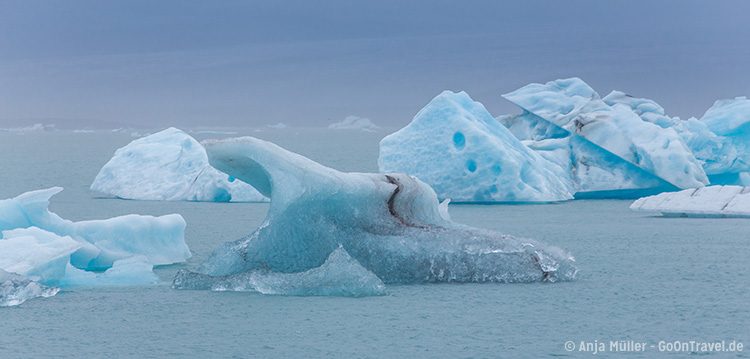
[
  {"xmin": 630, "ymin": 186, "xmax": 750, "ymax": 218},
  {"xmin": 173, "ymin": 136, "xmax": 577, "ymax": 297},
  {"xmin": 503, "ymin": 78, "xmax": 708, "ymax": 191},
  {"xmin": 328, "ymin": 116, "xmax": 380, "ymax": 132},
  {"xmin": 0, "ymin": 270, "xmax": 59, "ymax": 307},
  {"xmin": 91, "ymin": 127, "xmax": 267, "ymax": 202},
  {"xmin": 379, "ymin": 91, "xmax": 573, "ymax": 202},
  {"xmin": 0, "ymin": 187, "xmax": 190, "ymax": 288},
  {"xmin": 174, "ymin": 247, "xmax": 386, "ymax": 297}
]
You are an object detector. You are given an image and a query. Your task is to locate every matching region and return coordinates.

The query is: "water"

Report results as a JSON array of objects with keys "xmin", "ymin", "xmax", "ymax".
[{"xmin": 1, "ymin": 129, "xmax": 748, "ymax": 358}]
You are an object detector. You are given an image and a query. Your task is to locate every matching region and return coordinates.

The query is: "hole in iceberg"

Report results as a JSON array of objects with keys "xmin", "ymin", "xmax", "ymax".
[{"xmin": 452, "ymin": 132, "xmax": 466, "ymax": 150}]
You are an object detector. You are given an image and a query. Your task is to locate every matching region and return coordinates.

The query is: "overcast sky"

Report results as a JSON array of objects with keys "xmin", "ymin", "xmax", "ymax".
[{"xmin": 1, "ymin": 0, "xmax": 749, "ymax": 129}]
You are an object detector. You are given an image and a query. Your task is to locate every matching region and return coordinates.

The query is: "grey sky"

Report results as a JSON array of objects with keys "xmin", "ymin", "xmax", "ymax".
[{"xmin": 1, "ymin": 0, "xmax": 748, "ymax": 129}]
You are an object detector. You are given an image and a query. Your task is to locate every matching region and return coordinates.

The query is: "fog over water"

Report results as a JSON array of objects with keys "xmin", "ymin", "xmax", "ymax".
[{"xmin": 1, "ymin": 0, "xmax": 749, "ymax": 129}]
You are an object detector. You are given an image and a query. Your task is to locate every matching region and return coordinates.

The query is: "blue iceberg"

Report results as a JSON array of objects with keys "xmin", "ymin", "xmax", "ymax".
[
  {"xmin": 173, "ymin": 136, "xmax": 577, "ymax": 297},
  {"xmin": 91, "ymin": 127, "xmax": 267, "ymax": 202},
  {"xmin": 379, "ymin": 91, "xmax": 573, "ymax": 202},
  {"xmin": 604, "ymin": 92, "xmax": 750, "ymax": 185},
  {"xmin": 0, "ymin": 187, "xmax": 191, "ymax": 300},
  {"xmin": 501, "ymin": 78, "xmax": 708, "ymax": 197}
]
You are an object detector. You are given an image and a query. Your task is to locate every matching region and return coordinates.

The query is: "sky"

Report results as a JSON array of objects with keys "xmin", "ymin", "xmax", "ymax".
[{"xmin": 1, "ymin": 0, "xmax": 749, "ymax": 129}]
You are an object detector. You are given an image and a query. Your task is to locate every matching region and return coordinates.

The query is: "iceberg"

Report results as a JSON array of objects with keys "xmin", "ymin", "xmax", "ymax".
[
  {"xmin": 91, "ymin": 127, "xmax": 267, "ymax": 202},
  {"xmin": 0, "ymin": 187, "xmax": 190, "ymax": 289},
  {"xmin": 630, "ymin": 186, "xmax": 750, "ymax": 218},
  {"xmin": 173, "ymin": 136, "xmax": 577, "ymax": 296},
  {"xmin": 501, "ymin": 78, "xmax": 708, "ymax": 197},
  {"xmin": 379, "ymin": 91, "xmax": 573, "ymax": 202},
  {"xmin": 0, "ymin": 270, "xmax": 59, "ymax": 307}
]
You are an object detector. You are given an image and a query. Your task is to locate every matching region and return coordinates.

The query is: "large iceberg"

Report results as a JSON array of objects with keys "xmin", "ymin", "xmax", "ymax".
[
  {"xmin": 630, "ymin": 186, "xmax": 750, "ymax": 218},
  {"xmin": 500, "ymin": 78, "xmax": 708, "ymax": 197},
  {"xmin": 0, "ymin": 187, "xmax": 190, "ymax": 304},
  {"xmin": 91, "ymin": 127, "xmax": 267, "ymax": 202},
  {"xmin": 603, "ymin": 92, "xmax": 750, "ymax": 185},
  {"xmin": 379, "ymin": 91, "xmax": 573, "ymax": 202},
  {"xmin": 173, "ymin": 136, "xmax": 577, "ymax": 296}
]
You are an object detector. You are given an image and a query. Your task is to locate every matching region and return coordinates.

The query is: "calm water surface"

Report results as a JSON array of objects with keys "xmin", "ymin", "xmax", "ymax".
[{"xmin": 0, "ymin": 130, "xmax": 747, "ymax": 358}]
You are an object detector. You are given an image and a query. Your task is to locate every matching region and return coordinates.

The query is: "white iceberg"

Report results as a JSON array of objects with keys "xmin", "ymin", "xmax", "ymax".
[
  {"xmin": 328, "ymin": 116, "xmax": 380, "ymax": 132},
  {"xmin": 501, "ymin": 78, "xmax": 708, "ymax": 196},
  {"xmin": 379, "ymin": 91, "xmax": 573, "ymax": 202},
  {"xmin": 0, "ymin": 187, "xmax": 190, "ymax": 291},
  {"xmin": 630, "ymin": 186, "xmax": 750, "ymax": 218},
  {"xmin": 91, "ymin": 127, "xmax": 267, "ymax": 202},
  {"xmin": 0, "ymin": 270, "xmax": 59, "ymax": 307},
  {"xmin": 173, "ymin": 136, "xmax": 577, "ymax": 297}
]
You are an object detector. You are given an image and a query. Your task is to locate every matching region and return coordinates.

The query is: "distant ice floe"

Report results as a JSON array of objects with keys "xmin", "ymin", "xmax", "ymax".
[
  {"xmin": 0, "ymin": 187, "xmax": 191, "ymax": 306},
  {"xmin": 0, "ymin": 123, "xmax": 55, "ymax": 133},
  {"xmin": 173, "ymin": 136, "xmax": 577, "ymax": 297},
  {"xmin": 91, "ymin": 127, "xmax": 267, "ymax": 202},
  {"xmin": 379, "ymin": 91, "xmax": 572, "ymax": 202},
  {"xmin": 328, "ymin": 116, "xmax": 380, "ymax": 132},
  {"xmin": 630, "ymin": 186, "xmax": 750, "ymax": 218}
]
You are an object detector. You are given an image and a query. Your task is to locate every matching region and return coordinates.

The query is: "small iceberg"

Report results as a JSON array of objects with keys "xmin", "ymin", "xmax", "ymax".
[
  {"xmin": 173, "ymin": 136, "xmax": 577, "ymax": 297},
  {"xmin": 0, "ymin": 187, "xmax": 191, "ymax": 305},
  {"xmin": 91, "ymin": 127, "xmax": 267, "ymax": 202},
  {"xmin": 379, "ymin": 91, "xmax": 573, "ymax": 202},
  {"xmin": 630, "ymin": 186, "xmax": 750, "ymax": 218},
  {"xmin": 0, "ymin": 270, "xmax": 59, "ymax": 307}
]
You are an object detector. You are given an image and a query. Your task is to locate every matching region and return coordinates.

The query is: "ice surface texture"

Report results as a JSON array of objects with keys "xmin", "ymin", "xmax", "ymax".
[
  {"xmin": 0, "ymin": 187, "xmax": 190, "ymax": 304},
  {"xmin": 379, "ymin": 91, "xmax": 573, "ymax": 202},
  {"xmin": 173, "ymin": 136, "xmax": 577, "ymax": 296},
  {"xmin": 502, "ymin": 78, "xmax": 708, "ymax": 194},
  {"xmin": 91, "ymin": 127, "xmax": 267, "ymax": 202},
  {"xmin": 630, "ymin": 186, "xmax": 750, "ymax": 218}
]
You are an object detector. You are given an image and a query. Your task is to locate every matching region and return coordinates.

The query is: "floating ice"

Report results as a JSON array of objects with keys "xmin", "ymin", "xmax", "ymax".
[
  {"xmin": 174, "ymin": 247, "xmax": 385, "ymax": 297},
  {"xmin": 328, "ymin": 116, "xmax": 380, "ymax": 132},
  {"xmin": 379, "ymin": 91, "xmax": 573, "ymax": 202},
  {"xmin": 501, "ymin": 78, "xmax": 708, "ymax": 196},
  {"xmin": 0, "ymin": 270, "xmax": 59, "ymax": 307},
  {"xmin": 0, "ymin": 187, "xmax": 190, "ymax": 289},
  {"xmin": 630, "ymin": 186, "xmax": 750, "ymax": 218},
  {"xmin": 173, "ymin": 136, "xmax": 577, "ymax": 297},
  {"xmin": 91, "ymin": 127, "xmax": 267, "ymax": 202}
]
